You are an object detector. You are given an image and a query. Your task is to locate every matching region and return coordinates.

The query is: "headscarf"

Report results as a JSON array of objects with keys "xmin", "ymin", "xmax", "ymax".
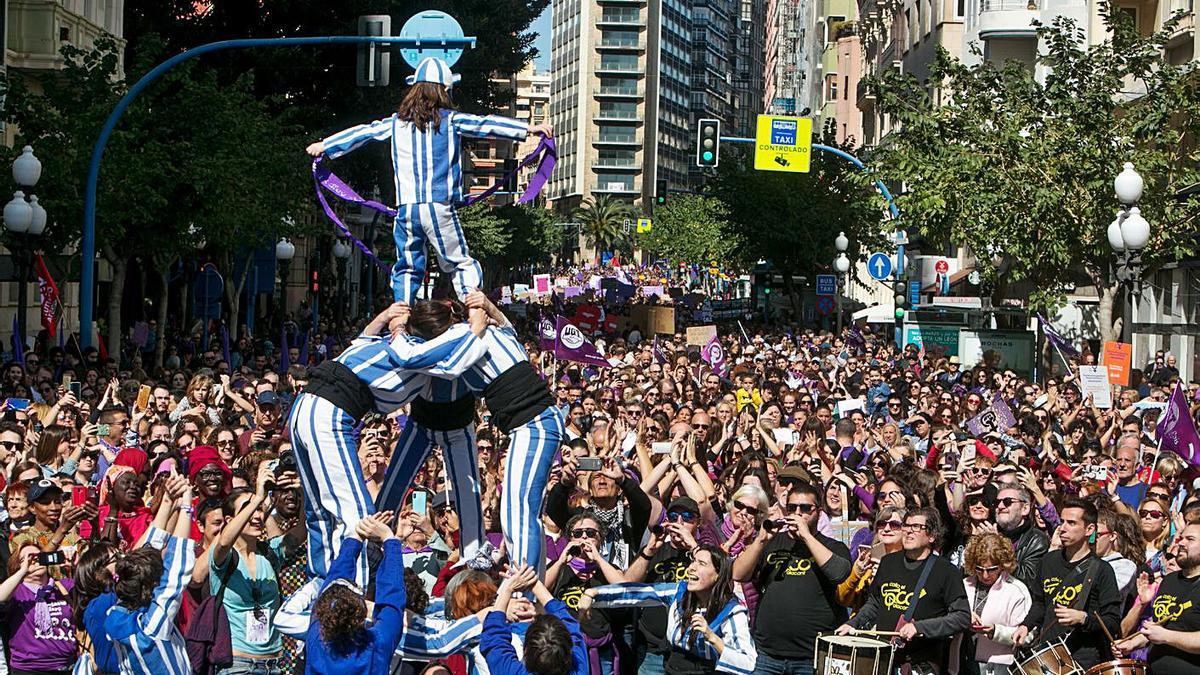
[
  {"xmin": 112, "ymin": 447, "xmax": 148, "ymax": 475},
  {"xmin": 187, "ymin": 445, "xmax": 231, "ymax": 483},
  {"xmin": 99, "ymin": 465, "xmax": 134, "ymax": 506}
]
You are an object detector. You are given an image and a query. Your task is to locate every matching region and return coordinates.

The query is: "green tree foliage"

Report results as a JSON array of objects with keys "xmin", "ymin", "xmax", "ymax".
[
  {"xmin": 459, "ymin": 203, "xmax": 565, "ymax": 288},
  {"xmin": 572, "ymin": 195, "xmax": 636, "ymax": 254},
  {"xmin": 868, "ymin": 8, "xmax": 1200, "ymax": 342},
  {"xmin": 639, "ymin": 194, "xmax": 738, "ymax": 266}
]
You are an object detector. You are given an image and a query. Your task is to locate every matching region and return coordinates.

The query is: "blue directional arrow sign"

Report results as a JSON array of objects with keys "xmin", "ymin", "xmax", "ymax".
[{"xmin": 867, "ymin": 252, "xmax": 894, "ymax": 281}]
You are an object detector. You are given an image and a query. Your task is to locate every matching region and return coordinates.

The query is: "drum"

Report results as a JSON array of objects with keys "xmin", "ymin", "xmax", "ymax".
[
  {"xmin": 1015, "ymin": 638, "xmax": 1083, "ymax": 675},
  {"xmin": 814, "ymin": 633, "xmax": 894, "ymax": 675},
  {"xmin": 1084, "ymin": 660, "xmax": 1146, "ymax": 675}
]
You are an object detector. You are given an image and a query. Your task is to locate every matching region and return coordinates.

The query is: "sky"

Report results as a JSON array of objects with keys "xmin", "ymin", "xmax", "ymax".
[{"xmin": 531, "ymin": 5, "xmax": 551, "ymax": 72}]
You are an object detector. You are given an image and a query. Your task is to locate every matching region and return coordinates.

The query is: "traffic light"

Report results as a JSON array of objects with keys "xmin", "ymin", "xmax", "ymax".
[
  {"xmin": 656, "ymin": 178, "xmax": 668, "ymax": 206},
  {"xmin": 893, "ymin": 278, "xmax": 909, "ymax": 321},
  {"xmin": 696, "ymin": 118, "xmax": 721, "ymax": 167},
  {"xmin": 311, "ymin": 269, "xmax": 321, "ymax": 294},
  {"xmin": 356, "ymin": 15, "xmax": 391, "ymax": 87}
]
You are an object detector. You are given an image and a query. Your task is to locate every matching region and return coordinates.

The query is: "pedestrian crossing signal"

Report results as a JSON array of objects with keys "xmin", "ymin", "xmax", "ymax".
[{"xmin": 696, "ymin": 119, "xmax": 720, "ymax": 168}]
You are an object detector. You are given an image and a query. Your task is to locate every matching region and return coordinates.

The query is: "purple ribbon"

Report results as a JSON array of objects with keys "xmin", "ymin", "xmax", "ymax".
[{"xmin": 311, "ymin": 136, "xmax": 557, "ymax": 269}]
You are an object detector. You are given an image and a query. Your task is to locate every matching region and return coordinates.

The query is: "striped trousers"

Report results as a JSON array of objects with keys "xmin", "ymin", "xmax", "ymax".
[
  {"xmin": 501, "ymin": 406, "xmax": 565, "ymax": 571},
  {"xmin": 375, "ymin": 420, "xmax": 487, "ymax": 561},
  {"xmin": 393, "ymin": 202, "xmax": 483, "ymax": 303},
  {"xmin": 287, "ymin": 393, "xmax": 374, "ymax": 585}
]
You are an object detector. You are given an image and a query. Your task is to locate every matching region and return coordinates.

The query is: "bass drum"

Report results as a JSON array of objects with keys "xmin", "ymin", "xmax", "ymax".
[{"xmin": 814, "ymin": 633, "xmax": 894, "ymax": 675}]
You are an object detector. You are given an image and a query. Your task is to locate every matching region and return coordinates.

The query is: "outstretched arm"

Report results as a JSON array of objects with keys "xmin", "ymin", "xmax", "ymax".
[
  {"xmin": 314, "ymin": 116, "xmax": 395, "ymax": 159},
  {"xmin": 449, "ymin": 112, "xmax": 530, "ymax": 141}
]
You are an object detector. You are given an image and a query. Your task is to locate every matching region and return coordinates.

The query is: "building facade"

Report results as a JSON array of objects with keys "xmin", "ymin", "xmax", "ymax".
[
  {"xmin": 731, "ymin": 0, "xmax": 766, "ymax": 136},
  {"xmin": 464, "ymin": 64, "xmax": 552, "ymax": 203}
]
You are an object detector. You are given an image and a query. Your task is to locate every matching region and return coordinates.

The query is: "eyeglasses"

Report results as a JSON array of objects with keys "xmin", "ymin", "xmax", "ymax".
[
  {"xmin": 216, "ymin": 439, "xmax": 237, "ymax": 447},
  {"xmin": 878, "ymin": 520, "xmax": 904, "ymax": 531},
  {"xmin": 997, "ymin": 497, "xmax": 1027, "ymax": 508},
  {"xmin": 196, "ymin": 468, "xmax": 225, "ymax": 479},
  {"xmin": 733, "ymin": 500, "xmax": 761, "ymax": 516},
  {"xmin": 902, "ymin": 522, "xmax": 929, "ymax": 532},
  {"xmin": 785, "ymin": 502, "xmax": 818, "ymax": 514},
  {"xmin": 570, "ymin": 527, "xmax": 600, "ymax": 539},
  {"xmin": 974, "ymin": 565, "xmax": 1000, "ymax": 574},
  {"xmin": 1139, "ymin": 509, "xmax": 1165, "ymax": 519},
  {"xmin": 879, "ymin": 490, "xmax": 904, "ymax": 501},
  {"xmin": 666, "ymin": 510, "xmax": 697, "ymax": 523}
]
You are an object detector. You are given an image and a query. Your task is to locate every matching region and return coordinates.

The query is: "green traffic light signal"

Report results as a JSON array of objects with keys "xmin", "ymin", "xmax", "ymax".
[
  {"xmin": 702, "ymin": 151, "xmax": 714, "ymax": 162},
  {"xmin": 894, "ymin": 308, "xmax": 905, "ymax": 319},
  {"xmin": 764, "ymin": 287, "xmax": 771, "ymax": 295}
]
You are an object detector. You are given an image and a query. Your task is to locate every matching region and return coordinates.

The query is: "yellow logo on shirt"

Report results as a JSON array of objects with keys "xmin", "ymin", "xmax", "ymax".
[
  {"xmin": 766, "ymin": 551, "xmax": 812, "ymax": 576},
  {"xmin": 653, "ymin": 559, "xmax": 690, "ymax": 582},
  {"xmin": 1044, "ymin": 576, "xmax": 1061, "ymax": 596},
  {"xmin": 559, "ymin": 585, "xmax": 586, "ymax": 610},
  {"xmin": 1052, "ymin": 582, "xmax": 1082, "ymax": 607},
  {"xmin": 1152, "ymin": 595, "xmax": 1193, "ymax": 624}
]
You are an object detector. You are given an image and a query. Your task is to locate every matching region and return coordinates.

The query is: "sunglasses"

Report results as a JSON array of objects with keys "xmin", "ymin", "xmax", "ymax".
[
  {"xmin": 879, "ymin": 490, "xmax": 905, "ymax": 501},
  {"xmin": 966, "ymin": 495, "xmax": 988, "ymax": 506},
  {"xmin": 666, "ymin": 510, "xmax": 697, "ymax": 523},
  {"xmin": 0, "ymin": 441, "xmax": 20, "ymax": 450},
  {"xmin": 733, "ymin": 500, "xmax": 761, "ymax": 516},
  {"xmin": 1139, "ymin": 509, "xmax": 1165, "ymax": 519},
  {"xmin": 570, "ymin": 527, "xmax": 600, "ymax": 539},
  {"xmin": 878, "ymin": 520, "xmax": 904, "ymax": 531},
  {"xmin": 785, "ymin": 502, "xmax": 818, "ymax": 514},
  {"xmin": 974, "ymin": 565, "xmax": 1000, "ymax": 574},
  {"xmin": 1147, "ymin": 493, "xmax": 1170, "ymax": 502},
  {"xmin": 997, "ymin": 497, "xmax": 1027, "ymax": 508}
]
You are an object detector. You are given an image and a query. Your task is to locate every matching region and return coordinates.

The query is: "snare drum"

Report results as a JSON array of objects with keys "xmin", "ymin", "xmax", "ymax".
[
  {"xmin": 814, "ymin": 633, "xmax": 894, "ymax": 675},
  {"xmin": 1083, "ymin": 660, "xmax": 1146, "ymax": 675},
  {"xmin": 1015, "ymin": 638, "xmax": 1083, "ymax": 675}
]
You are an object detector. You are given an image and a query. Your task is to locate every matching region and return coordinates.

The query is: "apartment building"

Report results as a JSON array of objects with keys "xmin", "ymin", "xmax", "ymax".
[
  {"xmin": 731, "ymin": 0, "xmax": 767, "ymax": 136},
  {"xmin": 763, "ymin": 0, "xmax": 817, "ymax": 115},
  {"xmin": 464, "ymin": 64, "xmax": 552, "ymax": 203}
]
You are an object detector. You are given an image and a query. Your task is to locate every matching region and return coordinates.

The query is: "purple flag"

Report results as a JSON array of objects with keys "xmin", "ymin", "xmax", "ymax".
[
  {"xmin": 298, "ymin": 331, "xmax": 310, "ymax": 366},
  {"xmin": 10, "ymin": 316, "xmax": 22, "ymax": 365},
  {"xmin": 965, "ymin": 394, "xmax": 1017, "ymax": 436},
  {"xmin": 1156, "ymin": 383, "xmax": 1200, "ymax": 466},
  {"xmin": 538, "ymin": 316, "xmax": 557, "ymax": 352},
  {"xmin": 701, "ymin": 335, "xmax": 728, "ymax": 378},
  {"xmin": 220, "ymin": 324, "xmax": 231, "ymax": 369},
  {"xmin": 1037, "ymin": 314, "xmax": 1080, "ymax": 359},
  {"xmin": 553, "ymin": 316, "xmax": 610, "ymax": 368},
  {"xmin": 652, "ymin": 336, "xmax": 668, "ymax": 365},
  {"xmin": 279, "ymin": 324, "xmax": 290, "ymax": 375}
]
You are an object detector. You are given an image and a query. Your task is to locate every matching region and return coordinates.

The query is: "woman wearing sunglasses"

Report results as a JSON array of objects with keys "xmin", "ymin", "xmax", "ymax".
[
  {"xmin": 1138, "ymin": 495, "xmax": 1173, "ymax": 574},
  {"xmin": 839, "ymin": 506, "xmax": 906, "ymax": 609},
  {"xmin": 960, "ymin": 533, "xmax": 1031, "ymax": 675}
]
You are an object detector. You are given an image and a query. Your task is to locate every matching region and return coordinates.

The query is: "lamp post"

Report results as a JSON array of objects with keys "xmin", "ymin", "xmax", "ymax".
[
  {"xmin": 275, "ymin": 237, "xmax": 296, "ymax": 325},
  {"xmin": 1108, "ymin": 161, "xmax": 1149, "ymax": 344},
  {"xmin": 332, "ymin": 239, "xmax": 350, "ymax": 328},
  {"xmin": 4, "ymin": 147, "xmax": 45, "ymax": 349},
  {"xmin": 833, "ymin": 231, "xmax": 850, "ymax": 334}
]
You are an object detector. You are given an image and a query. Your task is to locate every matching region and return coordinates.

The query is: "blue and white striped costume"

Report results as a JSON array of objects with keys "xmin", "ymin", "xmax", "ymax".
[
  {"xmin": 588, "ymin": 582, "xmax": 757, "ymax": 675},
  {"xmin": 103, "ymin": 528, "xmax": 194, "ymax": 675},
  {"xmin": 377, "ymin": 317, "xmax": 563, "ymax": 571},
  {"xmin": 288, "ymin": 324, "xmax": 487, "ymax": 585},
  {"xmin": 321, "ymin": 111, "xmax": 530, "ymax": 303}
]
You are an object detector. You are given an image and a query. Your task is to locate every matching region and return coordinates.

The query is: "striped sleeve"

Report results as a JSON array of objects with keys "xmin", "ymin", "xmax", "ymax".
[
  {"xmin": 274, "ymin": 578, "xmax": 319, "ymax": 638},
  {"xmin": 140, "ymin": 534, "xmax": 194, "ymax": 640},
  {"xmin": 589, "ymin": 582, "xmax": 677, "ymax": 609},
  {"xmin": 322, "ymin": 116, "xmax": 396, "ymax": 159},
  {"xmin": 396, "ymin": 614, "xmax": 482, "ymax": 658},
  {"xmin": 714, "ymin": 608, "xmax": 757, "ymax": 675},
  {"xmin": 449, "ymin": 112, "xmax": 529, "ymax": 141},
  {"xmin": 389, "ymin": 324, "xmax": 487, "ymax": 378}
]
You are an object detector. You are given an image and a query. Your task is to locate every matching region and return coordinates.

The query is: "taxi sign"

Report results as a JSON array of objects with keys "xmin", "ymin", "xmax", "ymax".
[
  {"xmin": 754, "ymin": 115, "xmax": 813, "ymax": 173},
  {"xmin": 636, "ymin": 218, "xmax": 652, "ymax": 233}
]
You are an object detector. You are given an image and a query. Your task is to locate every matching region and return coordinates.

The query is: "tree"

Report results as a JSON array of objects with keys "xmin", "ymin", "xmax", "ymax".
[
  {"xmin": 638, "ymin": 194, "xmax": 738, "ymax": 266},
  {"xmin": 708, "ymin": 146, "xmax": 889, "ymax": 316},
  {"xmin": 459, "ymin": 203, "xmax": 565, "ymax": 288},
  {"xmin": 868, "ymin": 8, "xmax": 1200, "ymax": 343},
  {"xmin": 572, "ymin": 195, "xmax": 636, "ymax": 257}
]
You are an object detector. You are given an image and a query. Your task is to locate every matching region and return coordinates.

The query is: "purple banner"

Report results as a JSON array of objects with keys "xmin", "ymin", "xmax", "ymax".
[
  {"xmin": 1156, "ymin": 383, "xmax": 1200, "ymax": 466},
  {"xmin": 220, "ymin": 324, "xmax": 231, "ymax": 369},
  {"xmin": 701, "ymin": 334, "xmax": 728, "ymax": 378},
  {"xmin": 564, "ymin": 286, "xmax": 583, "ymax": 298},
  {"xmin": 965, "ymin": 394, "xmax": 1017, "ymax": 436},
  {"xmin": 652, "ymin": 336, "xmax": 668, "ymax": 365},
  {"xmin": 553, "ymin": 316, "xmax": 611, "ymax": 368},
  {"xmin": 538, "ymin": 316, "xmax": 557, "ymax": 353},
  {"xmin": 1037, "ymin": 313, "xmax": 1080, "ymax": 359}
]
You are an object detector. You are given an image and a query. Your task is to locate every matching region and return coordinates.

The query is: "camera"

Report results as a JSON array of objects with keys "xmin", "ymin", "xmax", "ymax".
[
  {"xmin": 567, "ymin": 545, "xmax": 582, "ymax": 557},
  {"xmin": 38, "ymin": 551, "xmax": 65, "ymax": 566}
]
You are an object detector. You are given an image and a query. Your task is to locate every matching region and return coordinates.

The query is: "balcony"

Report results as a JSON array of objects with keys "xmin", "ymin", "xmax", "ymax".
[
  {"xmin": 597, "ymin": 13, "xmax": 645, "ymax": 27},
  {"xmin": 592, "ymin": 157, "xmax": 640, "ymax": 170},
  {"xmin": 593, "ymin": 109, "xmax": 643, "ymax": 122},
  {"xmin": 592, "ymin": 133, "xmax": 642, "ymax": 146},
  {"xmin": 978, "ymin": 0, "xmax": 1039, "ymax": 38},
  {"xmin": 596, "ymin": 61, "xmax": 645, "ymax": 76},
  {"xmin": 593, "ymin": 181, "xmax": 640, "ymax": 194},
  {"xmin": 597, "ymin": 37, "xmax": 647, "ymax": 51},
  {"xmin": 598, "ymin": 0, "xmax": 646, "ymax": 4},
  {"xmin": 595, "ymin": 85, "xmax": 645, "ymax": 98}
]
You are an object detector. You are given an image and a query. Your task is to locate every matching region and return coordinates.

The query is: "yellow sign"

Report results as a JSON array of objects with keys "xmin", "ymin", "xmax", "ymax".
[
  {"xmin": 636, "ymin": 218, "xmax": 652, "ymax": 233},
  {"xmin": 754, "ymin": 115, "xmax": 813, "ymax": 173}
]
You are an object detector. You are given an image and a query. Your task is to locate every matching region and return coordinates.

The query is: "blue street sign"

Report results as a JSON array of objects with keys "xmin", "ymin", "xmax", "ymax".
[
  {"xmin": 909, "ymin": 280, "xmax": 921, "ymax": 308},
  {"xmin": 867, "ymin": 252, "xmax": 893, "ymax": 281},
  {"xmin": 816, "ymin": 274, "xmax": 837, "ymax": 296},
  {"xmin": 816, "ymin": 296, "xmax": 835, "ymax": 315},
  {"xmin": 398, "ymin": 11, "xmax": 473, "ymax": 68}
]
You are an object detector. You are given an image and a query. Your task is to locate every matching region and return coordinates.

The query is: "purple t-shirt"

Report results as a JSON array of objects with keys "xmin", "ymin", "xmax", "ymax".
[{"xmin": 6, "ymin": 579, "xmax": 77, "ymax": 671}]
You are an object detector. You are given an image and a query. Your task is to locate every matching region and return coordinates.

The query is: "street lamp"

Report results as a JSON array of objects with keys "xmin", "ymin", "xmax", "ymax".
[
  {"xmin": 275, "ymin": 237, "xmax": 296, "ymax": 322},
  {"xmin": 1109, "ymin": 162, "xmax": 1150, "ymax": 343},
  {"xmin": 833, "ymin": 231, "xmax": 850, "ymax": 333},
  {"xmin": 332, "ymin": 239, "xmax": 350, "ymax": 327},
  {"xmin": 4, "ymin": 146, "xmax": 45, "ymax": 348}
]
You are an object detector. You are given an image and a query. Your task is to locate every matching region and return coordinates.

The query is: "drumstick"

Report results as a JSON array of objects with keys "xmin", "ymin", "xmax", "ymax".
[
  {"xmin": 1093, "ymin": 611, "xmax": 1118, "ymax": 645},
  {"xmin": 851, "ymin": 629, "xmax": 903, "ymax": 637}
]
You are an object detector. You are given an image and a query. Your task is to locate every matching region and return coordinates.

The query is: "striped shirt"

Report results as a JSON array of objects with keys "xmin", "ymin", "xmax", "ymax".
[
  {"xmin": 336, "ymin": 324, "xmax": 487, "ymax": 414},
  {"xmin": 589, "ymin": 582, "xmax": 757, "ymax": 675},
  {"xmin": 104, "ymin": 530, "xmax": 194, "ymax": 675},
  {"xmin": 322, "ymin": 111, "xmax": 529, "ymax": 205},
  {"xmin": 418, "ymin": 320, "xmax": 529, "ymax": 403}
]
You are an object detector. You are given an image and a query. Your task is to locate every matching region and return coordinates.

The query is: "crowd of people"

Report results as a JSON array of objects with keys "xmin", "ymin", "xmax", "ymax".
[{"xmin": 0, "ymin": 302, "xmax": 1198, "ymax": 675}]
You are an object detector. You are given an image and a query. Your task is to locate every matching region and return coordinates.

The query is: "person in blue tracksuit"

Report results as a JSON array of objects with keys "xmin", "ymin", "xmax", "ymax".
[
  {"xmin": 104, "ymin": 473, "xmax": 196, "ymax": 675},
  {"xmin": 306, "ymin": 56, "xmax": 553, "ymax": 303},
  {"xmin": 376, "ymin": 292, "xmax": 565, "ymax": 572},
  {"xmin": 302, "ymin": 512, "xmax": 406, "ymax": 675},
  {"xmin": 481, "ymin": 565, "xmax": 588, "ymax": 675},
  {"xmin": 288, "ymin": 301, "xmax": 490, "ymax": 587}
]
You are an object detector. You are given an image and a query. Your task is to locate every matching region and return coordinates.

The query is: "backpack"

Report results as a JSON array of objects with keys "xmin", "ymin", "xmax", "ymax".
[{"xmin": 185, "ymin": 549, "xmax": 238, "ymax": 675}]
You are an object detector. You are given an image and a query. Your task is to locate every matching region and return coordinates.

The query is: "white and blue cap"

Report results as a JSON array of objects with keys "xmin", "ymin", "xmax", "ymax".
[{"xmin": 406, "ymin": 56, "xmax": 462, "ymax": 88}]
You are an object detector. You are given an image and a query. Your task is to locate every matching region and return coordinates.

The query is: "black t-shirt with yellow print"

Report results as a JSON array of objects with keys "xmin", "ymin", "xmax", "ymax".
[
  {"xmin": 1148, "ymin": 570, "xmax": 1200, "ymax": 675},
  {"xmin": 1021, "ymin": 550, "xmax": 1122, "ymax": 670},
  {"xmin": 637, "ymin": 544, "xmax": 693, "ymax": 652},
  {"xmin": 752, "ymin": 531, "xmax": 851, "ymax": 660}
]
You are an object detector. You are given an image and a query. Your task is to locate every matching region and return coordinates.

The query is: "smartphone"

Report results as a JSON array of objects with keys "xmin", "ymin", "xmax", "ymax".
[
  {"xmin": 857, "ymin": 544, "xmax": 873, "ymax": 558},
  {"xmin": 870, "ymin": 541, "xmax": 887, "ymax": 562},
  {"xmin": 651, "ymin": 442, "xmax": 673, "ymax": 454},
  {"xmin": 72, "ymin": 486, "xmax": 88, "ymax": 508},
  {"xmin": 577, "ymin": 456, "xmax": 604, "ymax": 472},
  {"xmin": 37, "ymin": 550, "xmax": 65, "ymax": 566},
  {"xmin": 97, "ymin": 424, "xmax": 110, "ymax": 437},
  {"xmin": 136, "ymin": 385, "xmax": 152, "ymax": 410},
  {"xmin": 5, "ymin": 399, "xmax": 30, "ymax": 411},
  {"xmin": 62, "ymin": 373, "xmax": 73, "ymax": 387},
  {"xmin": 412, "ymin": 490, "xmax": 428, "ymax": 515},
  {"xmin": 69, "ymin": 382, "xmax": 82, "ymax": 398}
]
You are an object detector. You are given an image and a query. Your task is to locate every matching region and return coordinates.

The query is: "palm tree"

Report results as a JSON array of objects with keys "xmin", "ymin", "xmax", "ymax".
[{"xmin": 572, "ymin": 195, "xmax": 636, "ymax": 256}]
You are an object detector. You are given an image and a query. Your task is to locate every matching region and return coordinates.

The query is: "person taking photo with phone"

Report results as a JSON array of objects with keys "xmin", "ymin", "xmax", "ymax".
[{"xmin": 1, "ymin": 541, "xmax": 78, "ymax": 674}]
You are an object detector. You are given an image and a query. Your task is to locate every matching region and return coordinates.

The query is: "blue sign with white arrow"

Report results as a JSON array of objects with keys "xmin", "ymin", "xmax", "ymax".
[{"xmin": 867, "ymin": 252, "xmax": 894, "ymax": 281}]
